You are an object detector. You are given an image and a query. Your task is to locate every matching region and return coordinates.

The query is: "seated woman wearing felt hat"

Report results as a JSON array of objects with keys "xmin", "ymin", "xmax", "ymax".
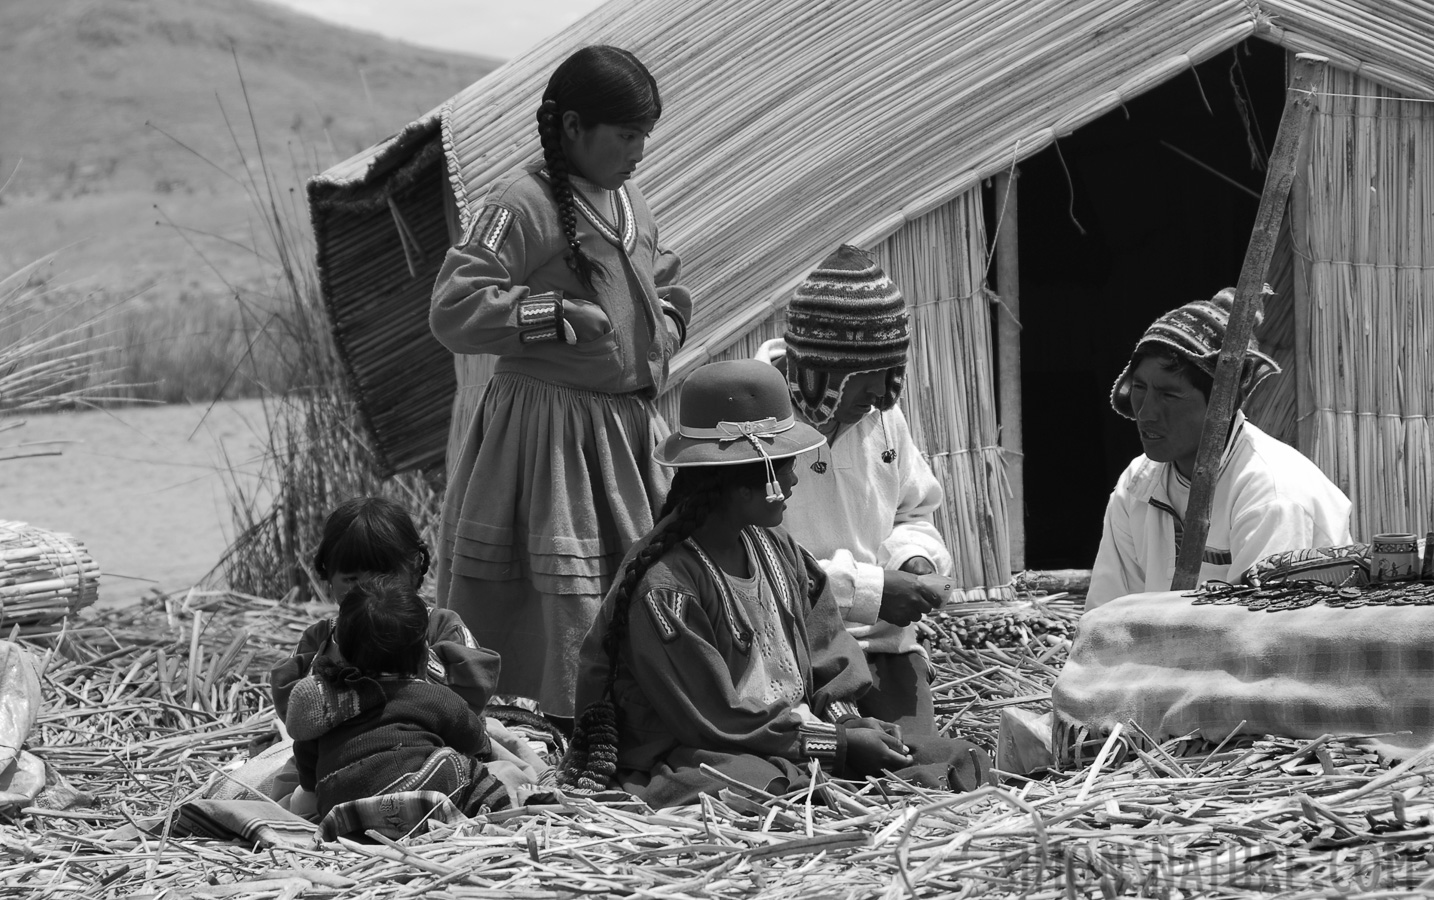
[{"xmin": 559, "ymin": 360, "xmax": 990, "ymax": 808}]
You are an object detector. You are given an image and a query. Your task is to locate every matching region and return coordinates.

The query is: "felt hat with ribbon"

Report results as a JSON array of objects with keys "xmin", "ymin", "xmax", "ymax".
[{"xmin": 653, "ymin": 359, "xmax": 824, "ymax": 469}]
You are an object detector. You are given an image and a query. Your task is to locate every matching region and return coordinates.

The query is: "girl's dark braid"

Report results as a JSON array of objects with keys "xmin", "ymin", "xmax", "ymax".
[
  {"xmin": 536, "ymin": 99, "xmax": 604, "ymax": 291},
  {"xmin": 558, "ymin": 472, "xmax": 724, "ymax": 792},
  {"xmin": 599, "ymin": 474, "xmax": 725, "ymax": 699}
]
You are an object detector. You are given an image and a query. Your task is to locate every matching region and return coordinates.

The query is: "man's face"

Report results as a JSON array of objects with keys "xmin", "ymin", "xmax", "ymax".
[
  {"xmin": 1129, "ymin": 356, "xmax": 1209, "ymax": 475},
  {"xmin": 833, "ymin": 370, "xmax": 889, "ymax": 425}
]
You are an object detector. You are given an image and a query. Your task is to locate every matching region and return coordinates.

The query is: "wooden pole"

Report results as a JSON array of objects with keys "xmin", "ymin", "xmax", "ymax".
[
  {"xmin": 993, "ymin": 170, "xmax": 1025, "ymax": 571},
  {"xmin": 1171, "ymin": 53, "xmax": 1328, "ymax": 590}
]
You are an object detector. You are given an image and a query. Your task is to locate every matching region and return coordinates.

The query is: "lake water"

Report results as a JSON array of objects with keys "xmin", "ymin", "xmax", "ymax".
[{"xmin": 0, "ymin": 399, "xmax": 270, "ymax": 606}]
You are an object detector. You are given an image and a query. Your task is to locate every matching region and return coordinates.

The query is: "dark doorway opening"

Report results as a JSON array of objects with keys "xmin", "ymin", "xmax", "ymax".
[{"xmin": 993, "ymin": 39, "xmax": 1289, "ymax": 570}]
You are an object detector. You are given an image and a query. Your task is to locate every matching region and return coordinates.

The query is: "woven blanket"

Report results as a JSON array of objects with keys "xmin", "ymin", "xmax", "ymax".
[
  {"xmin": 318, "ymin": 790, "xmax": 469, "ymax": 841},
  {"xmin": 1052, "ymin": 590, "xmax": 1434, "ymax": 759}
]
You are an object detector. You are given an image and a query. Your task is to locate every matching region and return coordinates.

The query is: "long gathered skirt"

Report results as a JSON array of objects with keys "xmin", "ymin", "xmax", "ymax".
[{"xmin": 436, "ymin": 373, "xmax": 671, "ymax": 717}]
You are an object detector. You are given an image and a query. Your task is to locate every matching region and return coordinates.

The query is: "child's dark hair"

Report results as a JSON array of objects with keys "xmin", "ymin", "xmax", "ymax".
[
  {"xmin": 313, "ymin": 497, "xmax": 430, "ymax": 583},
  {"xmin": 535, "ymin": 45, "xmax": 661, "ymax": 291},
  {"xmin": 335, "ymin": 574, "xmax": 429, "ymax": 677}
]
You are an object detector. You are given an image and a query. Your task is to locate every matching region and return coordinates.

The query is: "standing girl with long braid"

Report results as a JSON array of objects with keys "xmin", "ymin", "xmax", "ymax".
[
  {"xmin": 562, "ymin": 361, "xmax": 990, "ymax": 808},
  {"xmin": 430, "ymin": 46, "xmax": 690, "ymax": 728}
]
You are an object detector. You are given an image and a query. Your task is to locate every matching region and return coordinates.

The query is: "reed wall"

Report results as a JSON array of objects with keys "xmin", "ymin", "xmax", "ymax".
[{"xmin": 1296, "ymin": 66, "xmax": 1434, "ymax": 539}]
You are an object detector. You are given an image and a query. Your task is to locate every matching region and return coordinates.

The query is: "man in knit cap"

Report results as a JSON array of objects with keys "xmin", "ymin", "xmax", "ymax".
[
  {"xmin": 1088, "ymin": 288, "xmax": 1352, "ymax": 610},
  {"xmin": 756, "ymin": 244, "xmax": 950, "ymax": 736}
]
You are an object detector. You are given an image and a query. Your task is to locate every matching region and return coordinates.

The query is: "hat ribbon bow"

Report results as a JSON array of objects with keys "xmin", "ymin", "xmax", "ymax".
[
  {"xmin": 679, "ymin": 416, "xmax": 795, "ymax": 443},
  {"xmin": 679, "ymin": 416, "xmax": 794, "ymax": 502}
]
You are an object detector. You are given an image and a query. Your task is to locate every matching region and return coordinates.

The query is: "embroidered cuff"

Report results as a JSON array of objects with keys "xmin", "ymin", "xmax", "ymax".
[
  {"xmin": 826, "ymin": 700, "xmax": 861, "ymax": 724},
  {"xmin": 798, "ymin": 721, "xmax": 839, "ymax": 769},
  {"xmin": 516, "ymin": 292, "xmax": 574, "ymax": 344},
  {"xmin": 661, "ymin": 304, "xmax": 687, "ymax": 346}
]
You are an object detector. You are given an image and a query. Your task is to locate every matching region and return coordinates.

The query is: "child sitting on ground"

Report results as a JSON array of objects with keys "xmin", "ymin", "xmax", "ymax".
[
  {"xmin": 270, "ymin": 497, "xmax": 547, "ymax": 816},
  {"xmin": 285, "ymin": 574, "xmax": 517, "ymax": 818}
]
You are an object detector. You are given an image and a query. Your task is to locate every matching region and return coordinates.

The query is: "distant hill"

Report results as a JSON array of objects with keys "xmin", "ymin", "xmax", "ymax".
[{"xmin": 0, "ymin": 0, "xmax": 499, "ymax": 301}]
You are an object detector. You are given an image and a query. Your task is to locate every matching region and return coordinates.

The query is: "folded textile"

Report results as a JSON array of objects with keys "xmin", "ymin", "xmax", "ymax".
[
  {"xmin": 203, "ymin": 738, "xmax": 299, "ymax": 802},
  {"xmin": 172, "ymin": 799, "xmax": 318, "ymax": 849},
  {"xmin": 1243, "ymin": 543, "xmax": 1370, "ymax": 587},
  {"xmin": 1052, "ymin": 590, "xmax": 1434, "ymax": 759},
  {"xmin": 0, "ymin": 641, "xmax": 41, "ymax": 772},
  {"xmin": 318, "ymin": 790, "xmax": 470, "ymax": 841}
]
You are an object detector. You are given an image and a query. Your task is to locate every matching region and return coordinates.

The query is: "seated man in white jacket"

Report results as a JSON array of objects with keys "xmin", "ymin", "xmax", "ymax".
[
  {"xmin": 1088, "ymin": 288, "xmax": 1352, "ymax": 610},
  {"xmin": 757, "ymin": 245, "xmax": 950, "ymax": 735}
]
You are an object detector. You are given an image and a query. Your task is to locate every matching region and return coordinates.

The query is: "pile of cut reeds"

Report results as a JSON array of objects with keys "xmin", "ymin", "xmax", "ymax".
[
  {"xmin": 0, "ymin": 520, "xmax": 100, "ymax": 635},
  {"xmin": 5, "ymin": 588, "xmax": 1434, "ymax": 897}
]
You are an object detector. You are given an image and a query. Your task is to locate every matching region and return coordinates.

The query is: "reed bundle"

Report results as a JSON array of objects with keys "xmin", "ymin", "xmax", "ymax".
[
  {"xmin": 1298, "ymin": 66, "xmax": 1434, "ymax": 540},
  {"xmin": 1242, "ymin": 216, "xmax": 1299, "ymax": 444},
  {"xmin": 0, "ymin": 521, "xmax": 99, "ymax": 633},
  {"xmin": 876, "ymin": 196, "xmax": 1011, "ymax": 595},
  {"xmin": 6, "ymin": 586, "xmax": 1434, "ymax": 897}
]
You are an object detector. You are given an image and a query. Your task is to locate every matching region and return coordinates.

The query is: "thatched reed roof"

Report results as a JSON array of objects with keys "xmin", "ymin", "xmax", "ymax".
[{"xmin": 308, "ymin": 0, "xmax": 1434, "ymax": 475}]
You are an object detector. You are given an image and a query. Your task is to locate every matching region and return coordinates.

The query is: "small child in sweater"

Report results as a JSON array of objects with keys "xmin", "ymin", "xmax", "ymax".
[
  {"xmin": 270, "ymin": 497, "xmax": 546, "ymax": 816},
  {"xmin": 285, "ymin": 574, "xmax": 514, "ymax": 818}
]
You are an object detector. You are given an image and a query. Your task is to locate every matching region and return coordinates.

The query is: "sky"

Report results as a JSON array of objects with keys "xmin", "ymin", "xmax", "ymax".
[{"xmin": 263, "ymin": 0, "xmax": 607, "ymax": 59}]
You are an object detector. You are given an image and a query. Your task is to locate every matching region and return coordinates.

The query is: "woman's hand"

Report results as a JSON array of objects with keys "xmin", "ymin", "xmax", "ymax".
[
  {"xmin": 841, "ymin": 723, "xmax": 914, "ymax": 777},
  {"xmin": 840, "ymin": 715, "xmax": 903, "ymax": 744},
  {"xmin": 563, "ymin": 299, "xmax": 611, "ymax": 342}
]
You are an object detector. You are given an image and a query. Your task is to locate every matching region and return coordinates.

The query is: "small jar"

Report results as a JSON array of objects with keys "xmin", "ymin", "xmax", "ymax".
[{"xmin": 1371, "ymin": 533, "xmax": 1420, "ymax": 583}]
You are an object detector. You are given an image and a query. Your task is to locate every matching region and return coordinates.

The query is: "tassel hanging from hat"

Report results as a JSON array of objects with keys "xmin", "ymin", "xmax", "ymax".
[{"xmin": 740, "ymin": 433, "xmax": 784, "ymax": 503}]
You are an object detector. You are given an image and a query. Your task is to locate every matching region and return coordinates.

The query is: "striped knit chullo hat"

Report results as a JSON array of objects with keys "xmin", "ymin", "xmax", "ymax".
[
  {"xmin": 1110, "ymin": 287, "xmax": 1281, "ymax": 420},
  {"xmin": 784, "ymin": 245, "xmax": 910, "ymax": 427}
]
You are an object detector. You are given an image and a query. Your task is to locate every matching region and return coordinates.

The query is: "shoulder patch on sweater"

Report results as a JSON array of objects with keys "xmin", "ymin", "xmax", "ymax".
[
  {"xmin": 462, "ymin": 205, "xmax": 514, "ymax": 254},
  {"xmin": 643, "ymin": 589, "xmax": 688, "ymax": 642}
]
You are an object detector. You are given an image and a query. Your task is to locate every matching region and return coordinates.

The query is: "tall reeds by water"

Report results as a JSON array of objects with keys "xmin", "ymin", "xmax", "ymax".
[
  {"xmin": 201, "ymin": 84, "xmax": 444, "ymax": 603},
  {"xmin": 1299, "ymin": 67, "xmax": 1434, "ymax": 539},
  {"xmin": 213, "ymin": 198, "xmax": 443, "ymax": 603},
  {"xmin": 0, "ymin": 256, "xmax": 128, "ymax": 419}
]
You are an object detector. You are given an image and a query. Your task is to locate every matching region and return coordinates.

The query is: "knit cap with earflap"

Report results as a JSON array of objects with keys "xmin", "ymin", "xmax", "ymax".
[
  {"xmin": 784, "ymin": 245, "xmax": 910, "ymax": 427},
  {"xmin": 1109, "ymin": 287, "xmax": 1281, "ymax": 420}
]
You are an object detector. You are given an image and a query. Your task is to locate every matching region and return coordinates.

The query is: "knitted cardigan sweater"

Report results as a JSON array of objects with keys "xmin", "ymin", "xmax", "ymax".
[
  {"xmin": 286, "ymin": 658, "xmax": 490, "ymax": 818},
  {"xmin": 269, "ymin": 608, "xmax": 500, "ymax": 792}
]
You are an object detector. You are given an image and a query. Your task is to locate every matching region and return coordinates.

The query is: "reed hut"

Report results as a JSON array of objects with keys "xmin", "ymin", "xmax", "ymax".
[{"xmin": 308, "ymin": 0, "xmax": 1434, "ymax": 594}]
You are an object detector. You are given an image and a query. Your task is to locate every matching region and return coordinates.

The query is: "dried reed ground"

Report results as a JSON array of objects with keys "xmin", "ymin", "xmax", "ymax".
[{"xmin": 6, "ymin": 591, "xmax": 1434, "ymax": 899}]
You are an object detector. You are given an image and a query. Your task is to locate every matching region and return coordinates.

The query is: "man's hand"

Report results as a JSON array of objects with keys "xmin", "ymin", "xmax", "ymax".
[
  {"xmin": 880, "ymin": 569, "xmax": 943, "ymax": 626},
  {"xmin": 899, "ymin": 556, "xmax": 936, "ymax": 576}
]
